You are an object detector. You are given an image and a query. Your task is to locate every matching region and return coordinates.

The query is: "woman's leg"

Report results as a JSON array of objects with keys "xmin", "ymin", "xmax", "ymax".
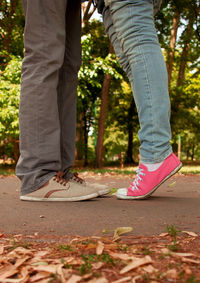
[
  {"xmin": 102, "ymin": 1, "xmax": 181, "ymax": 200},
  {"xmin": 104, "ymin": 0, "xmax": 172, "ymax": 164}
]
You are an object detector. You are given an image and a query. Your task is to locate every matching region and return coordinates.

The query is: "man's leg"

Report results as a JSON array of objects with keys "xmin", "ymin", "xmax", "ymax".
[
  {"xmin": 57, "ymin": 0, "xmax": 81, "ymax": 176},
  {"xmin": 16, "ymin": 0, "xmax": 68, "ymax": 195}
]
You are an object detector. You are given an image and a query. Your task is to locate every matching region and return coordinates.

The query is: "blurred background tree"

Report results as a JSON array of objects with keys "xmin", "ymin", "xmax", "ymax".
[{"xmin": 0, "ymin": 0, "xmax": 199, "ymax": 167}]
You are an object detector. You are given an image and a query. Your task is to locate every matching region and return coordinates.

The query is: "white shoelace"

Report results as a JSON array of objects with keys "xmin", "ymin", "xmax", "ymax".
[{"xmin": 130, "ymin": 168, "xmax": 145, "ymax": 191}]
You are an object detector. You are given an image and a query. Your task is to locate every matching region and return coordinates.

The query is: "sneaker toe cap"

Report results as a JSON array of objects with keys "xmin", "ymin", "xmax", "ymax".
[{"xmin": 116, "ymin": 188, "xmax": 128, "ymax": 196}]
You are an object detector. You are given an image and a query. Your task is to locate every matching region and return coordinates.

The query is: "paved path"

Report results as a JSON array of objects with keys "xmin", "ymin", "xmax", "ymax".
[{"xmin": 0, "ymin": 174, "xmax": 200, "ymax": 236}]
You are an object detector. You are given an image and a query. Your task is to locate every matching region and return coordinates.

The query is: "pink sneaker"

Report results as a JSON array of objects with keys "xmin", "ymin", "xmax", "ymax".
[{"xmin": 116, "ymin": 153, "xmax": 182, "ymax": 200}]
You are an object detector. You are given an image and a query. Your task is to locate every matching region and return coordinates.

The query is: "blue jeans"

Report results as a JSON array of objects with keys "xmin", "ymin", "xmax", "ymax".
[{"xmin": 103, "ymin": 0, "xmax": 172, "ymax": 163}]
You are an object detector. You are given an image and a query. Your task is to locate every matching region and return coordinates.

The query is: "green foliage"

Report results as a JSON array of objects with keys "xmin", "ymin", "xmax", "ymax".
[
  {"xmin": 166, "ymin": 224, "xmax": 181, "ymax": 239},
  {"xmin": 2, "ymin": 56, "xmax": 22, "ymax": 84},
  {"xmin": 80, "ymin": 253, "xmax": 115, "ymax": 275},
  {"xmin": 0, "ymin": 56, "xmax": 21, "ymax": 159},
  {"xmin": 0, "ymin": 1, "xmax": 200, "ymax": 164},
  {"xmin": 186, "ymin": 275, "xmax": 200, "ymax": 283},
  {"xmin": 166, "ymin": 224, "xmax": 181, "ymax": 252},
  {"xmin": 0, "ymin": 0, "xmax": 24, "ymax": 63},
  {"xmin": 58, "ymin": 245, "xmax": 72, "ymax": 252},
  {"xmin": 104, "ymin": 122, "xmax": 128, "ymax": 158},
  {"xmin": 77, "ymin": 28, "xmax": 122, "ymax": 164}
]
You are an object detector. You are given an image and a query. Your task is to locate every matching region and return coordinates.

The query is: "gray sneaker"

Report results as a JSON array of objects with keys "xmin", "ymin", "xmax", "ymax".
[
  {"xmin": 20, "ymin": 171, "xmax": 99, "ymax": 202},
  {"xmin": 68, "ymin": 172, "xmax": 111, "ymax": 196}
]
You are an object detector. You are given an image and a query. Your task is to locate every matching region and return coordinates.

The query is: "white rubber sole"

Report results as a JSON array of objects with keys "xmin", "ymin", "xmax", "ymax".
[
  {"xmin": 116, "ymin": 162, "xmax": 182, "ymax": 200},
  {"xmin": 98, "ymin": 188, "xmax": 111, "ymax": 196},
  {"xmin": 20, "ymin": 192, "xmax": 99, "ymax": 202}
]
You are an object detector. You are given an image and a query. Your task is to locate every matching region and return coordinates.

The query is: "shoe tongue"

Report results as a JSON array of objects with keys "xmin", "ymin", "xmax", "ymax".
[{"xmin": 139, "ymin": 163, "xmax": 148, "ymax": 171}]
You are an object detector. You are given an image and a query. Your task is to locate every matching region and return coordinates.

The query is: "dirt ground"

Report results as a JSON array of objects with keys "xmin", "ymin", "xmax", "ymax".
[
  {"xmin": 0, "ymin": 173, "xmax": 200, "ymax": 236},
  {"xmin": 0, "ymin": 173, "xmax": 200, "ymax": 282}
]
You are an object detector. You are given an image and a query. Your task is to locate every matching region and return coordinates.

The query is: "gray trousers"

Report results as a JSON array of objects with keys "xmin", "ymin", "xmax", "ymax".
[{"xmin": 16, "ymin": 0, "xmax": 81, "ymax": 195}]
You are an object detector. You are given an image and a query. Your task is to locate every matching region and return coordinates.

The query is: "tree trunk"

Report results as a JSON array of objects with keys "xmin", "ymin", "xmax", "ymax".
[
  {"xmin": 96, "ymin": 44, "xmax": 114, "ymax": 168},
  {"xmin": 76, "ymin": 112, "xmax": 85, "ymax": 161},
  {"xmin": 4, "ymin": 0, "xmax": 18, "ymax": 54},
  {"xmin": 13, "ymin": 139, "xmax": 19, "ymax": 163},
  {"xmin": 96, "ymin": 73, "xmax": 111, "ymax": 168},
  {"xmin": 191, "ymin": 144, "xmax": 195, "ymax": 161},
  {"xmin": 126, "ymin": 130, "xmax": 134, "ymax": 163},
  {"xmin": 126, "ymin": 98, "xmax": 135, "ymax": 164},
  {"xmin": 82, "ymin": 1, "xmax": 96, "ymax": 27},
  {"xmin": 83, "ymin": 110, "xmax": 89, "ymax": 166},
  {"xmin": 166, "ymin": 10, "xmax": 180, "ymax": 88},
  {"xmin": 176, "ymin": 18, "xmax": 194, "ymax": 87}
]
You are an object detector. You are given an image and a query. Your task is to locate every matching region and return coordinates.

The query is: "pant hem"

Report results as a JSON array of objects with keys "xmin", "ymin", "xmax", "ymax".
[
  {"xmin": 20, "ymin": 172, "xmax": 56, "ymax": 196},
  {"xmin": 140, "ymin": 148, "xmax": 172, "ymax": 164}
]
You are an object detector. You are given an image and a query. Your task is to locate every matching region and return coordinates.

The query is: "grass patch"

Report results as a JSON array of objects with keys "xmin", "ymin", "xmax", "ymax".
[
  {"xmin": 186, "ymin": 275, "xmax": 199, "ymax": 283},
  {"xmin": 74, "ymin": 165, "xmax": 200, "ymax": 175},
  {"xmin": 79, "ymin": 253, "xmax": 116, "ymax": 275},
  {"xmin": 140, "ymin": 246, "xmax": 153, "ymax": 255},
  {"xmin": 0, "ymin": 167, "xmax": 15, "ymax": 175},
  {"xmin": 74, "ymin": 168, "xmax": 137, "ymax": 175},
  {"xmin": 166, "ymin": 225, "xmax": 181, "ymax": 238},
  {"xmin": 180, "ymin": 165, "xmax": 200, "ymax": 175},
  {"xmin": 110, "ymin": 188, "xmax": 118, "ymax": 194},
  {"xmin": 58, "ymin": 244, "xmax": 72, "ymax": 251},
  {"xmin": 166, "ymin": 225, "xmax": 181, "ymax": 252},
  {"xmin": 1, "ymin": 164, "xmax": 200, "ymax": 176}
]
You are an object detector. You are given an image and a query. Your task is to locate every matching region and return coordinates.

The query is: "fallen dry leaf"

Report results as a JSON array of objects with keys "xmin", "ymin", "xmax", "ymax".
[
  {"xmin": 168, "ymin": 181, "xmax": 176, "ymax": 187},
  {"xmin": 159, "ymin": 232, "xmax": 168, "ymax": 237},
  {"xmin": 14, "ymin": 256, "xmax": 30, "ymax": 268},
  {"xmin": 165, "ymin": 268, "xmax": 178, "ymax": 279},
  {"xmin": 161, "ymin": 248, "xmax": 170, "ymax": 254},
  {"xmin": 0, "ymin": 265, "xmax": 18, "ymax": 280},
  {"xmin": 171, "ymin": 252, "xmax": 195, "ymax": 257},
  {"xmin": 0, "ymin": 245, "xmax": 4, "ymax": 255},
  {"xmin": 18, "ymin": 266, "xmax": 29, "ymax": 283},
  {"xmin": 182, "ymin": 258, "xmax": 200, "ymax": 264},
  {"xmin": 182, "ymin": 231, "xmax": 198, "ymax": 237},
  {"xmin": 120, "ymin": 255, "xmax": 152, "ymax": 274},
  {"xmin": 32, "ymin": 250, "xmax": 49, "ymax": 258},
  {"xmin": 82, "ymin": 273, "xmax": 93, "ymax": 280},
  {"xmin": 109, "ymin": 252, "xmax": 136, "ymax": 260},
  {"xmin": 31, "ymin": 261, "xmax": 48, "ymax": 266},
  {"xmin": 92, "ymin": 262, "xmax": 104, "ymax": 270},
  {"xmin": 113, "ymin": 227, "xmax": 133, "ymax": 240},
  {"xmin": 0, "ymin": 266, "xmax": 29, "ymax": 283},
  {"xmin": 8, "ymin": 247, "xmax": 33, "ymax": 257},
  {"xmin": 32, "ymin": 264, "xmax": 62, "ymax": 274},
  {"xmin": 88, "ymin": 277, "xmax": 108, "ymax": 283},
  {"xmin": 57, "ymin": 264, "xmax": 66, "ymax": 283},
  {"xmin": 29, "ymin": 271, "xmax": 50, "ymax": 282},
  {"xmin": 184, "ymin": 267, "xmax": 192, "ymax": 275},
  {"xmin": 111, "ymin": 276, "xmax": 132, "ymax": 283},
  {"xmin": 142, "ymin": 264, "xmax": 158, "ymax": 273},
  {"xmin": 132, "ymin": 275, "xmax": 142, "ymax": 283},
  {"xmin": 96, "ymin": 241, "xmax": 104, "ymax": 255},
  {"xmin": 66, "ymin": 274, "xmax": 82, "ymax": 283}
]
